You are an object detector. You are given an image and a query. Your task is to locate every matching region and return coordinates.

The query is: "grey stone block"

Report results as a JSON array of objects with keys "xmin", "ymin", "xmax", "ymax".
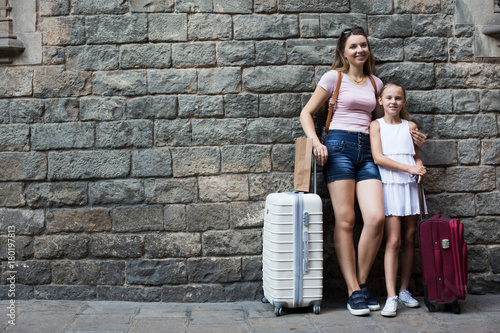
[
  {"xmin": 453, "ymin": 90, "xmax": 480, "ymax": 113},
  {"xmin": 255, "ymin": 40, "xmax": 287, "ymax": 65},
  {"xmin": 375, "ymin": 63, "xmax": 435, "ymax": 90},
  {"xmin": 66, "ymin": 45, "xmax": 118, "ymax": 71},
  {"xmin": 224, "ymin": 94, "xmax": 258, "ymax": 118},
  {"xmin": 164, "ymin": 204, "xmax": 187, "ymax": 232},
  {"xmin": 412, "ymin": 14, "xmax": 452, "ymax": 37},
  {"xmin": 369, "ymin": 15, "xmax": 412, "ymax": 38},
  {"xmin": 175, "ymin": 0, "xmax": 212, "ymax": 12},
  {"xmin": 130, "ymin": 0, "xmax": 174, "ymax": 12},
  {"xmin": 3, "ymin": 260, "xmax": 51, "ymax": 285},
  {"xmin": 145, "ymin": 178, "xmax": 198, "ymax": 204},
  {"xmin": 132, "ymin": 148, "xmax": 172, "ymax": 177},
  {"xmin": 162, "ymin": 284, "xmax": 225, "ymax": 302},
  {"xmin": 446, "ymin": 166, "xmax": 496, "ymax": 192},
  {"xmin": 89, "ymin": 179, "xmax": 145, "ymax": 205},
  {"xmin": 299, "ymin": 14, "xmax": 320, "ymax": 37},
  {"xmin": 0, "ymin": 183, "xmax": 25, "ymax": 207},
  {"xmin": 404, "ymin": 37, "xmax": 448, "ymax": 62},
  {"xmin": 243, "ymin": 66, "xmax": 314, "ymax": 92},
  {"xmin": 436, "ymin": 64, "xmax": 500, "ymax": 89},
  {"xmin": 192, "ymin": 119, "xmax": 247, "ymax": 146},
  {"xmin": 120, "ymin": 43, "xmax": 171, "ymax": 69},
  {"xmin": 198, "ymin": 175, "xmax": 249, "ymax": 202},
  {"xmin": 33, "ymin": 66, "xmax": 91, "ymax": 98},
  {"xmin": 187, "ymin": 257, "xmax": 241, "ymax": 283},
  {"xmin": 42, "ymin": 46, "xmax": 65, "ymax": 65},
  {"xmin": 187, "ymin": 203, "xmax": 230, "ymax": 231},
  {"xmin": 222, "ymin": 145, "xmax": 271, "ymax": 173},
  {"xmin": 435, "ymin": 115, "xmax": 497, "ymax": 139},
  {"xmin": 86, "ymin": 15, "xmax": 147, "ymax": 44},
  {"xmin": 0, "ymin": 285, "xmax": 33, "ymax": 300},
  {"xmin": 249, "ymin": 173, "xmax": 294, "ymax": 200},
  {"xmin": 34, "ymin": 235, "xmax": 88, "ymax": 259},
  {"xmin": 425, "ymin": 193, "xmax": 475, "ymax": 217},
  {"xmin": 52, "ymin": 260, "xmax": 125, "ymax": 285},
  {"xmin": 96, "ymin": 120, "xmax": 153, "ymax": 148},
  {"xmin": 97, "ymin": 286, "xmax": 161, "ymax": 302},
  {"xmin": 188, "ymin": 14, "xmax": 232, "ymax": 40},
  {"xmin": 272, "ymin": 144, "xmax": 295, "ymax": 172},
  {"xmin": 171, "ymin": 147, "xmax": 220, "ymax": 177},
  {"xmin": 419, "ymin": 140, "xmax": 457, "ymax": 166},
  {"xmin": 71, "ymin": 0, "xmax": 128, "ymax": 15},
  {"xmin": 449, "ymin": 38, "xmax": 474, "ymax": 61},
  {"xmin": 259, "ymin": 93, "xmax": 302, "ymax": 117},
  {"xmin": 0, "ymin": 235, "xmax": 32, "ymax": 260},
  {"xmin": 202, "ymin": 229, "xmax": 262, "ymax": 256},
  {"xmin": 454, "ymin": 25, "xmax": 474, "ymax": 38},
  {"xmin": 40, "ymin": 0, "xmax": 70, "ymax": 16},
  {"xmin": 477, "ymin": 192, "xmax": 500, "ymax": 215},
  {"xmin": 370, "ymin": 38, "xmax": 404, "ymax": 62},
  {"xmin": 46, "ymin": 208, "xmax": 111, "ymax": 233},
  {"xmin": 482, "ymin": 139, "xmax": 500, "ymax": 165},
  {"xmin": 89, "ymin": 234, "xmax": 143, "ymax": 258},
  {"xmin": 172, "ymin": 42, "xmax": 216, "ymax": 67},
  {"xmin": 0, "ymin": 152, "xmax": 47, "ymax": 181},
  {"xmin": 0, "ymin": 100, "xmax": 8, "ymax": 123},
  {"xmin": 0, "ymin": 67, "xmax": 33, "ymax": 97},
  {"xmin": 481, "ymin": 90, "xmax": 500, "ymax": 112},
  {"xmin": 144, "ymin": 233, "xmax": 201, "ymax": 258},
  {"xmin": 93, "ymin": 70, "xmax": 147, "ymax": 96},
  {"xmin": 319, "ymin": 14, "xmax": 367, "ymax": 38},
  {"xmin": 44, "ymin": 98, "xmax": 79, "ymax": 123},
  {"xmin": 80, "ymin": 97, "xmax": 125, "ymax": 121},
  {"xmin": 225, "ymin": 281, "xmax": 262, "ymax": 301},
  {"xmin": 154, "ymin": 119, "xmax": 191, "ymax": 147},
  {"xmin": 10, "ymin": 99, "xmax": 44, "ymax": 123},
  {"xmin": 463, "ymin": 217, "xmax": 500, "ymax": 245},
  {"xmin": 149, "ymin": 13, "xmax": 188, "ymax": 42},
  {"xmin": 214, "ymin": 0, "xmax": 252, "ymax": 13},
  {"xmin": 148, "ymin": 69, "xmax": 197, "ymax": 94},
  {"xmin": 279, "ymin": 0, "xmax": 349, "ymax": 12},
  {"xmin": 112, "ymin": 205, "xmax": 163, "ymax": 232},
  {"xmin": 394, "ymin": 0, "xmax": 441, "ymax": 13},
  {"xmin": 458, "ymin": 139, "xmax": 481, "ymax": 165},
  {"xmin": 26, "ymin": 182, "xmax": 87, "ymax": 208},
  {"xmin": 242, "ymin": 256, "xmax": 263, "ymax": 281},
  {"xmin": 254, "ymin": 0, "xmax": 277, "ymax": 13},
  {"xmin": 489, "ymin": 246, "xmax": 500, "ymax": 274},
  {"xmin": 234, "ymin": 15, "xmax": 299, "ymax": 40},
  {"xmin": 35, "ymin": 286, "xmax": 96, "ymax": 300},
  {"xmin": 352, "ymin": 0, "xmax": 392, "ymax": 14},
  {"xmin": 406, "ymin": 90, "xmax": 452, "ymax": 114},
  {"xmin": 48, "ymin": 150, "xmax": 130, "ymax": 180},
  {"xmin": 217, "ymin": 41, "xmax": 255, "ymax": 66},
  {"xmin": 128, "ymin": 95, "xmax": 177, "ymax": 119},
  {"xmin": 0, "ymin": 124, "xmax": 30, "ymax": 151},
  {"xmin": 127, "ymin": 260, "xmax": 187, "ymax": 285},
  {"xmin": 467, "ymin": 245, "xmax": 488, "ymax": 272},
  {"xmin": 39, "ymin": 16, "xmax": 85, "ymax": 45},
  {"xmin": 32, "ymin": 122, "xmax": 94, "ymax": 150},
  {"xmin": 199, "ymin": 67, "xmax": 241, "ymax": 94},
  {"xmin": 230, "ymin": 201, "xmax": 265, "ymax": 229},
  {"xmin": 286, "ymin": 39, "xmax": 335, "ymax": 65},
  {"xmin": 247, "ymin": 118, "xmax": 301, "ymax": 144},
  {"xmin": 178, "ymin": 95, "xmax": 223, "ymax": 118}
]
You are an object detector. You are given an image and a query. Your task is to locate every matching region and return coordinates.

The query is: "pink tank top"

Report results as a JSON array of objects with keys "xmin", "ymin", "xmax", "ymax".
[{"xmin": 318, "ymin": 71, "xmax": 383, "ymax": 134}]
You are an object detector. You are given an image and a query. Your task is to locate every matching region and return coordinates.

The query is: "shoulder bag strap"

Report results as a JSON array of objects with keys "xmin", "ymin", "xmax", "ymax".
[
  {"xmin": 368, "ymin": 75, "xmax": 378, "ymax": 99},
  {"xmin": 324, "ymin": 70, "xmax": 342, "ymax": 136}
]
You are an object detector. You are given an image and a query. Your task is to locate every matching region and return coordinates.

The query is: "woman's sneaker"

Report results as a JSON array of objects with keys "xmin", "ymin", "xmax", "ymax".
[
  {"xmin": 347, "ymin": 290, "xmax": 370, "ymax": 316},
  {"xmin": 381, "ymin": 296, "xmax": 398, "ymax": 317},
  {"xmin": 360, "ymin": 284, "xmax": 380, "ymax": 311},
  {"xmin": 398, "ymin": 289, "xmax": 420, "ymax": 308}
]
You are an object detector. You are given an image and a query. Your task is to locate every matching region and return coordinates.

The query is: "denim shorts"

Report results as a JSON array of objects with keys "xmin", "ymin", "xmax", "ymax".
[{"xmin": 323, "ymin": 130, "xmax": 381, "ymax": 184}]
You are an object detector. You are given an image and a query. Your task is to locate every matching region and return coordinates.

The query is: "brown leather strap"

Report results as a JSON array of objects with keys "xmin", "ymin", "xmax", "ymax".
[
  {"xmin": 368, "ymin": 75, "xmax": 378, "ymax": 98},
  {"xmin": 324, "ymin": 70, "xmax": 342, "ymax": 136}
]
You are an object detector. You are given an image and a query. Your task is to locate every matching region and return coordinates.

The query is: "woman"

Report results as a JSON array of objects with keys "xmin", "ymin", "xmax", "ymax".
[{"xmin": 299, "ymin": 27, "xmax": 426, "ymax": 316}]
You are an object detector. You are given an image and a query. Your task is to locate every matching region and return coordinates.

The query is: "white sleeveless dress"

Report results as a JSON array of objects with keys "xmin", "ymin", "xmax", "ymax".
[{"xmin": 376, "ymin": 118, "xmax": 427, "ymax": 217}]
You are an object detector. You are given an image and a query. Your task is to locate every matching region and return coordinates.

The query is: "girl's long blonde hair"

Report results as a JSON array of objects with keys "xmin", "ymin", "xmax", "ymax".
[{"xmin": 380, "ymin": 83, "xmax": 410, "ymax": 120}]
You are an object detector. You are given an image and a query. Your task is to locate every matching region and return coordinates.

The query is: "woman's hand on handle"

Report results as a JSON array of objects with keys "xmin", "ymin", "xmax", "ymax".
[{"xmin": 313, "ymin": 141, "xmax": 328, "ymax": 166}]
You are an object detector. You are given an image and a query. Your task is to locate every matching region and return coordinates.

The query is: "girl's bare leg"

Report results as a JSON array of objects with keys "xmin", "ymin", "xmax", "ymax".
[
  {"xmin": 399, "ymin": 215, "xmax": 418, "ymax": 292},
  {"xmin": 384, "ymin": 216, "xmax": 401, "ymax": 298}
]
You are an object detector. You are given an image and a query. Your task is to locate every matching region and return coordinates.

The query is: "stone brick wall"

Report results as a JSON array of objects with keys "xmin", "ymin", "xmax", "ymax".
[{"xmin": 0, "ymin": 0, "xmax": 499, "ymax": 302}]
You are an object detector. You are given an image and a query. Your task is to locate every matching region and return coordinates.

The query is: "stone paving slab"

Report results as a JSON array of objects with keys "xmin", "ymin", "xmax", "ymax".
[{"xmin": 0, "ymin": 295, "xmax": 499, "ymax": 332}]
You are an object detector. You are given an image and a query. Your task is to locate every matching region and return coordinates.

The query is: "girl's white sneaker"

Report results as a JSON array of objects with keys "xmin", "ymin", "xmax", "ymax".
[
  {"xmin": 399, "ymin": 289, "xmax": 420, "ymax": 308},
  {"xmin": 381, "ymin": 296, "xmax": 398, "ymax": 317}
]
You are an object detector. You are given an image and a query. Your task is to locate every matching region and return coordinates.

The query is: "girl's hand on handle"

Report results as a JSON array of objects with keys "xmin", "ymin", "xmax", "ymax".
[
  {"xmin": 409, "ymin": 165, "xmax": 427, "ymax": 182},
  {"xmin": 313, "ymin": 141, "xmax": 328, "ymax": 166}
]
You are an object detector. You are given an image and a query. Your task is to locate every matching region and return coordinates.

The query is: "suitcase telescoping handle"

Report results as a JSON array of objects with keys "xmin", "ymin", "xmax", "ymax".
[
  {"xmin": 312, "ymin": 155, "xmax": 317, "ymax": 194},
  {"xmin": 415, "ymin": 175, "xmax": 425, "ymax": 220}
]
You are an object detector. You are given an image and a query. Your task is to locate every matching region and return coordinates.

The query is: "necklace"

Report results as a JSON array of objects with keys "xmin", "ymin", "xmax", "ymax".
[{"xmin": 347, "ymin": 73, "xmax": 365, "ymax": 84}]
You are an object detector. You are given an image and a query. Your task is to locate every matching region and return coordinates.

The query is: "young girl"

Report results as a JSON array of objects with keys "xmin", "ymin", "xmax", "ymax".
[{"xmin": 369, "ymin": 83, "xmax": 428, "ymax": 317}]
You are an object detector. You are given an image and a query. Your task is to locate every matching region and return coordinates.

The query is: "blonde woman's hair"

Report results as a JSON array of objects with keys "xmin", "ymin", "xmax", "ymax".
[
  {"xmin": 331, "ymin": 26, "xmax": 375, "ymax": 75},
  {"xmin": 380, "ymin": 83, "xmax": 410, "ymax": 120}
]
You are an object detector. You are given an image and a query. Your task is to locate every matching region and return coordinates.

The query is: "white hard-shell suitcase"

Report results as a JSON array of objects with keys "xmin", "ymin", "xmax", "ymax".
[{"xmin": 261, "ymin": 161, "xmax": 323, "ymax": 316}]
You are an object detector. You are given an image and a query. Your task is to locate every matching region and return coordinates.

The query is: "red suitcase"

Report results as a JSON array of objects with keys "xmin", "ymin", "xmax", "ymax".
[{"xmin": 418, "ymin": 181, "xmax": 467, "ymax": 314}]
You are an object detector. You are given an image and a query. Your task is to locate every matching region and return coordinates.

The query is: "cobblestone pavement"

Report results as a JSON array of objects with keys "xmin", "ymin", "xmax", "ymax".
[{"xmin": 0, "ymin": 295, "xmax": 498, "ymax": 332}]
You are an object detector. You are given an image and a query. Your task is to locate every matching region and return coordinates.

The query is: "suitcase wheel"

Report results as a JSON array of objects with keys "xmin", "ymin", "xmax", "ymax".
[
  {"xmin": 313, "ymin": 304, "xmax": 321, "ymax": 315},
  {"xmin": 452, "ymin": 304, "xmax": 461, "ymax": 314},
  {"xmin": 261, "ymin": 297, "xmax": 268, "ymax": 304},
  {"xmin": 274, "ymin": 306, "xmax": 283, "ymax": 317}
]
